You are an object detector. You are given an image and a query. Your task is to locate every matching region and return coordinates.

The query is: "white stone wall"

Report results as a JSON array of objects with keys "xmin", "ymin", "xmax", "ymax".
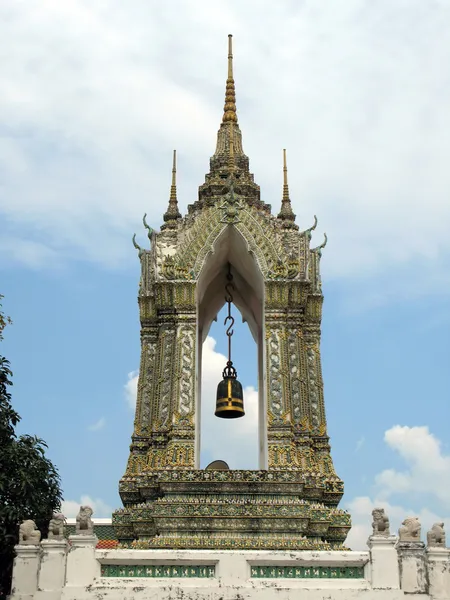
[{"xmin": 9, "ymin": 533, "xmax": 450, "ymax": 600}]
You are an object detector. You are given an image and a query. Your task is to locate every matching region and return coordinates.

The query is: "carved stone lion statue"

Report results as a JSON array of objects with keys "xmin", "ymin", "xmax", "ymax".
[
  {"xmin": 427, "ymin": 522, "xmax": 446, "ymax": 548},
  {"xmin": 48, "ymin": 512, "xmax": 66, "ymax": 540},
  {"xmin": 398, "ymin": 516, "xmax": 421, "ymax": 542},
  {"xmin": 76, "ymin": 505, "xmax": 94, "ymax": 535},
  {"xmin": 19, "ymin": 520, "xmax": 41, "ymax": 545},
  {"xmin": 372, "ymin": 508, "xmax": 390, "ymax": 536}
]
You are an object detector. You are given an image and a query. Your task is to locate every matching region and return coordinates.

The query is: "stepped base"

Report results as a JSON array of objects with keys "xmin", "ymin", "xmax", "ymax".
[
  {"xmin": 125, "ymin": 533, "xmax": 349, "ymax": 551},
  {"xmin": 114, "ymin": 469, "xmax": 351, "ymax": 550}
]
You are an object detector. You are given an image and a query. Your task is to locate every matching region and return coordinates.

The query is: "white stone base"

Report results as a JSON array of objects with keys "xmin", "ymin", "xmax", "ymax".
[
  {"xmin": 397, "ymin": 541, "xmax": 427, "ymax": 594},
  {"xmin": 65, "ymin": 534, "xmax": 99, "ymax": 587},
  {"xmin": 427, "ymin": 547, "xmax": 450, "ymax": 600},
  {"xmin": 368, "ymin": 535, "xmax": 400, "ymax": 589},
  {"xmin": 10, "ymin": 545, "xmax": 41, "ymax": 600},
  {"xmin": 35, "ymin": 539, "xmax": 68, "ymax": 600},
  {"xmin": 11, "ymin": 542, "xmax": 450, "ymax": 599},
  {"xmin": 61, "ymin": 587, "xmax": 415, "ymax": 600},
  {"xmin": 58, "ymin": 549, "xmax": 406, "ymax": 600}
]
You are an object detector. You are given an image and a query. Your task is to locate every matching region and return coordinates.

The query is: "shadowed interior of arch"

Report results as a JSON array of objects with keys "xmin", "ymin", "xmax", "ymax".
[{"xmin": 196, "ymin": 226, "xmax": 267, "ymax": 470}]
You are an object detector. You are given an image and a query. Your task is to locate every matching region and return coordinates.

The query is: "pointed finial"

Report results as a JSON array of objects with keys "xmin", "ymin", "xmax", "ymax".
[
  {"xmin": 282, "ymin": 148, "xmax": 289, "ymax": 202},
  {"xmin": 222, "ymin": 35, "xmax": 237, "ymax": 123},
  {"xmin": 227, "ymin": 34, "xmax": 233, "ymax": 79},
  {"xmin": 170, "ymin": 149, "xmax": 177, "ymax": 200},
  {"xmin": 162, "ymin": 150, "xmax": 182, "ymax": 229},
  {"xmin": 277, "ymin": 149, "xmax": 297, "ymax": 228}
]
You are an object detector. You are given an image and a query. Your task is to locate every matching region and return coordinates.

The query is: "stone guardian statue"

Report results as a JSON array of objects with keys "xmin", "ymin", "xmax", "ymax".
[
  {"xmin": 371, "ymin": 508, "xmax": 390, "ymax": 536},
  {"xmin": 75, "ymin": 505, "xmax": 94, "ymax": 535},
  {"xmin": 398, "ymin": 516, "xmax": 421, "ymax": 542},
  {"xmin": 427, "ymin": 522, "xmax": 446, "ymax": 548},
  {"xmin": 48, "ymin": 512, "xmax": 66, "ymax": 540},
  {"xmin": 19, "ymin": 520, "xmax": 41, "ymax": 545}
]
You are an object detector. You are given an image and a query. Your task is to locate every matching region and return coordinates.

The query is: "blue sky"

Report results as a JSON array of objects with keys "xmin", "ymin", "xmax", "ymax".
[{"xmin": 1, "ymin": 0, "xmax": 449, "ymax": 549}]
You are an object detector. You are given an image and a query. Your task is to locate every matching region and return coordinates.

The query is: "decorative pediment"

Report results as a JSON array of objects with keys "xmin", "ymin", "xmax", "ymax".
[{"xmin": 156, "ymin": 203, "xmax": 314, "ymax": 283}]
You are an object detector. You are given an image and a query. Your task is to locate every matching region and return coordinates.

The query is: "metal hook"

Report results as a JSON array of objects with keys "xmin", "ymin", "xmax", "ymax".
[
  {"xmin": 224, "ymin": 314, "xmax": 234, "ymax": 337},
  {"xmin": 225, "ymin": 282, "xmax": 234, "ymax": 304}
]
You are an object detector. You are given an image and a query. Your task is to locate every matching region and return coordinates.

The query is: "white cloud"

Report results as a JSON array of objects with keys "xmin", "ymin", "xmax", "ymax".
[
  {"xmin": 124, "ymin": 370, "xmax": 138, "ymax": 409},
  {"xmin": 87, "ymin": 417, "xmax": 106, "ymax": 431},
  {"xmin": 0, "ymin": 236, "xmax": 62, "ymax": 270},
  {"xmin": 61, "ymin": 495, "xmax": 113, "ymax": 518},
  {"xmin": 355, "ymin": 436, "xmax": 365, "ymax": 452},
  {"xmin": 0, "ymin": 1, "xmax": 449, "ymax": 302},
  {"xmin": 376, "ymin": 426, "xmax": 450, "ymax": 510},
  {"xmin": 345, "ymin": 426, "xmax": 450, "ymax": 550}
]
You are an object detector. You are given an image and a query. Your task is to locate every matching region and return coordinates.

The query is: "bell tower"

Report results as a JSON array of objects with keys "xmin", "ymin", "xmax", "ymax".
[{"xmin": 114, "ymin": 35, "xmax": 351, "ymax": 550}]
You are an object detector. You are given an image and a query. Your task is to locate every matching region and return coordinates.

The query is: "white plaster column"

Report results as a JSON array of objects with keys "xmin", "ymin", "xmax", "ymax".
[
  {"xmin": 10, "ymin": 545, "xmax": 41, "ymax": 600},
  {"xmin": 427, "ymin": 547, "xmax": 450, "ymax": 600},
  {"xmin": 35, "ymin": 539, "xmax": 69, "ymax": 600},
  {"xmin": 216, "ymin": 551, "xmax": 249, "ymax": 586},
  {"xmin": 397, "ymin": 541, "xmax": 427, "ymax": 594},
  {"xmin": 65, "ymin": 534, "xmax": 99, "ymax": 587},
  {"xmin": 368, "ymin": 535, "xmax": 400, "ymax": 589}
]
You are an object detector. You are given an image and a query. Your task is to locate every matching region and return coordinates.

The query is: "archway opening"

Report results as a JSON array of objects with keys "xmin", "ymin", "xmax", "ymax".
[
  {"xmin": 200, "ymin": 306, "xmax": 258, "ymax": 469},
  {"xmin": 196, "ymin": 226, "xmax": 266, "ymax": 470}
]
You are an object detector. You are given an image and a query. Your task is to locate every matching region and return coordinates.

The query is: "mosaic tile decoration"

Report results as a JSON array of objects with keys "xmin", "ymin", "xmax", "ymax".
[
  {"xmin": 101, "ymin": 564, "xmax": 216, "ymax": 578},
  {"xmin": 65, "ymin": 524, "xmax": 118, "ymax": 549},
  {"xmin": 250, "ymin": 565, "xmax": 365, "ymax": 579}
]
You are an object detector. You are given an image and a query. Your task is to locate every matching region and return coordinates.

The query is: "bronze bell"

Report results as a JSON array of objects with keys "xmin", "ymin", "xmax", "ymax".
[{"xmin": 215, "ymin": 360, "xmax": 245, "ymax": 419}]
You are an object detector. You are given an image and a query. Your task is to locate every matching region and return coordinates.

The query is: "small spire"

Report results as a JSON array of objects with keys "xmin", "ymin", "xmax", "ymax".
[
  {"xmin": 222, "ymin": 34, "xmax": 237, "ymax": 123},
  {"xmin": 282, "ymin": 148, "xmax": 289, "ymax": 201},
  {"xmin": 198, "ymin": 35, "xmax": 263, "ymax": 210},
  {"xmin": 278, "ymin": 149, "xmax": 297, "ymax": 227},
  {"xmin": 170, "ymin": 149, "xmax": 177, "ymax": 200},
  {"xmin": 162, "ymin": 150, "xmax": 182, "ymax": 229}
]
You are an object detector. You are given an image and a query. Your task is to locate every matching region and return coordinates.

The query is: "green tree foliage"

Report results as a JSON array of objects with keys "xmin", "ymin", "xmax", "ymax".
[{"xmin": 0, "ymin": 295, "xmax": 63, "ymax": 599}]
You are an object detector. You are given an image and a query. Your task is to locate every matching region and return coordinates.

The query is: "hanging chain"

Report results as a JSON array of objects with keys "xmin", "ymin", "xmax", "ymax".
[{"xmin": 223, "ymin": 264, "xmax": 237, "ymax": 378}]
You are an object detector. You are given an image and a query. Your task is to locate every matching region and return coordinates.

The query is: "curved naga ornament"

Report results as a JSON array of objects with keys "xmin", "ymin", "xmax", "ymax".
[
  {"xmin": 143, "ymin": 213, "xmax": 154, "ymax": 242},
  {"xmin": 302, "ymin": 215, "xmax": 318, "ymax": 240},
  {"xmin": 132, "ymin": 234, "xmax": 144, "ymax": 258},
  {"xmin": 133, "ymin": 214, "xmax": 154, "ymax": 259},
  {"xmin": 313, "ymin": 233, "xmax": 327, "ymax": 255}
]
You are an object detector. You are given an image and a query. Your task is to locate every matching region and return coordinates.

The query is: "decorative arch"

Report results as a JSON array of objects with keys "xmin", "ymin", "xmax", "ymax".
[
  {"xmin": 195, "ymin": 224, "xmax": 267, "ymax": 468},
  {"xmin": 161, "ymin": 205, "xmax": 282, "ymax": 282}
]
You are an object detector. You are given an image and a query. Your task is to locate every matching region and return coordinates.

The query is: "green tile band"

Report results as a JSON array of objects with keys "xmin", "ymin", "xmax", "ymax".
[
  {"xmin": 101, "ymin": 564, "xmax": 215, "ymax": 578},
  {"xmin": 250, "ymin": 565, "xmax": 364, "ymax": 579}
]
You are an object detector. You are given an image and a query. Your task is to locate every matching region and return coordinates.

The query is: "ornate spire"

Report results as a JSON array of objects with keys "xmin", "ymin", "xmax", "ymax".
[
  {"xmin": 162, "ymin": 150, "xmax": 182, "ymax": 229},
  {"xmin": 277, "ymin": 149, "xmax": 297, "ymax": 228},
  {"xmin": 195, "ymin": 35, "xmax": 267, "ymax": 213},
  {"xmin": 209, "ymin": 33, "xmax": 248, "ymax": 174},
  {"xmin": 222, "ymin": 35, "xmax": 237, "ymax": 123}
]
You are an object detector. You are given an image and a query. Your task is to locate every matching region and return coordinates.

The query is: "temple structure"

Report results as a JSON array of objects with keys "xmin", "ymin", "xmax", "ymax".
[
  {"xmin": 113, "ymin": 34, "xmax": 350, "ymax": 551},
  {"xmin": 9, "ymin": 35, "xmax": 450, "ymax": 600}
]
